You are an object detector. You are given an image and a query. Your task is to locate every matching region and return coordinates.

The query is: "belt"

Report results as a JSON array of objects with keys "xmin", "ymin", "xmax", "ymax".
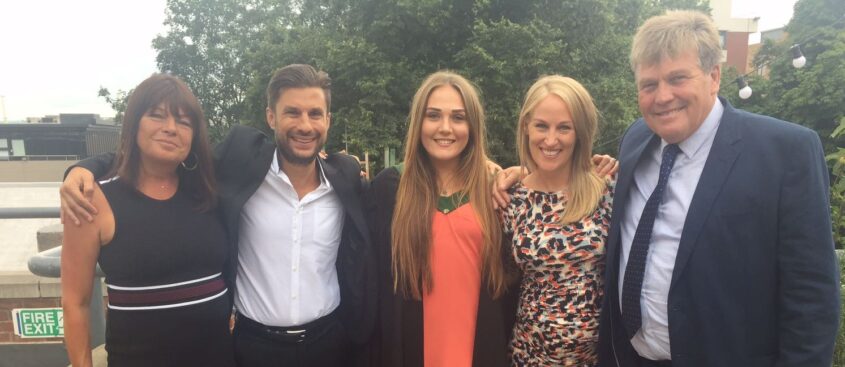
[
  {"xmin": 106, "ymin": 273, "xmax": 228, "ymax": 310},
  {"xmin": 235, "ymin": 309, "xmax": 339, "ymax": 343},
  {"xmin": 639, "ymin": 356, "xmax": 672, "ymax": 367}
]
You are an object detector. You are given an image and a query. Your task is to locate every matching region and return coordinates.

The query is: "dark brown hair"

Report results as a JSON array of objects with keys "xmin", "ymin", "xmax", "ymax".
[
  {"xmin": 110, "ymin": 73, "xmax": 217, "ymax": 211},
  {"xmin": 266, "ymin": 64, "xmax": 332, "ymax": 111}
]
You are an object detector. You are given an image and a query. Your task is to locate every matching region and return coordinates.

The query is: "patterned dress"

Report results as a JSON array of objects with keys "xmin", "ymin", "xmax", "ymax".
[{"xmin": 501, "ymin": 178, "xmax": 614, "ymax": 366}]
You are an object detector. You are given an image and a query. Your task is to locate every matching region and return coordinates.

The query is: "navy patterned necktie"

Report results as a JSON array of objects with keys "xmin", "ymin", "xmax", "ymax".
[{"xmin": 621, "ymin": 143, "xmax": 681, "ymax": 339}]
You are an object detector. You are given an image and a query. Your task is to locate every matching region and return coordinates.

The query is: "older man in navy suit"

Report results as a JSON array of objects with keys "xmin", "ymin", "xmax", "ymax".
[{"xmin": 598, "ymin": 10, "xmax": 839, "ymax": 367}]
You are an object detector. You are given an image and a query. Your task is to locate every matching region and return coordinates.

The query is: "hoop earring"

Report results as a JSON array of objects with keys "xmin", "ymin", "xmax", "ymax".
[{"xmin": 181, "ymin": 152, "xmax": 198, "ymax": 171}]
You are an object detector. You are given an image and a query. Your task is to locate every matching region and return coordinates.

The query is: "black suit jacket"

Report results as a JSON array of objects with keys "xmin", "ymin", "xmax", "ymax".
[
  {"xmin": 597, "ymin": 98, "xmax": 840, "ymax": 367},
  {"xmin": 77, "ymin": 125, "xmax": 376, "ymax": 344}
]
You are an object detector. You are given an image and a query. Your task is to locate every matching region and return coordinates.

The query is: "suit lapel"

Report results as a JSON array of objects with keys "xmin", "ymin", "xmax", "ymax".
[
  {"xmin": 321, "ymin": 158, "xmax": 367, "ymax": 244},
  {"xmin": 670, "ymin": 99, "xmax": 743, "ymax": 290},
  {"xmin": 230, "ymin": 138, "xmax": 275, "ymax": 241}
]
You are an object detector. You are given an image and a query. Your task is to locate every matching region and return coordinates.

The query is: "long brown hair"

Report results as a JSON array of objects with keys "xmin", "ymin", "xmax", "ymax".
[
  {"xmin": 110, "ymin": 73, "xmax": 217, "ymax": 211},
  {"xmin": 391, "ymin": 71, "xmax": 505, "ymax": 299},
  {"xmin": 516, "ymin": 75, "xmax": 604, "ymax": 223}
]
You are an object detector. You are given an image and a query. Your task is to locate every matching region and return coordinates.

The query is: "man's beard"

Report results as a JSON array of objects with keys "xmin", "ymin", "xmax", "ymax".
[{"xmin": 277, "ymin": 134, "xmax": 323, "ymax": 166}]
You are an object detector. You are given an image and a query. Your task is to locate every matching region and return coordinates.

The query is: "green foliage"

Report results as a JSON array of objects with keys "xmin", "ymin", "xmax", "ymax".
[
  {"xmin": 153, "ymin": 0, "xmax": 294, "ymax": 140},
  {"xmin": 151, "ymin": 0, "xmax": 708, "ymax": 171},
  {"xmin": 725, "ymin": 0, "xmax": 845, "ymax": 154},
  {"xmin": 835, "ymin": 251, "xmax": 845, "ymax": 366},
  {"xmin": 97, "ymin": 87, "xmax": 131, "ymax": 124},
  {"xmin": 830, "ymin": 117, "xmax": 845, "ymax": 249}
]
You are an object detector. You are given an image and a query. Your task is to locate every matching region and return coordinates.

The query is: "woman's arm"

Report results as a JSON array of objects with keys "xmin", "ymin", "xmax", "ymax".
[{"xmin": 61, "ymin": 186, "xmax": 111, "ymax": 367}]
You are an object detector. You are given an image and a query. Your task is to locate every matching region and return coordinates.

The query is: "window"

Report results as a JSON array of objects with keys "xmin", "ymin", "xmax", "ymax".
[
  {"xmin": 0, "ymin": 138, "xmax": 8, "ymax": 160},
  {"xmin": 10, "ymin": 139, "xmax": 25, "ymax": 157}
]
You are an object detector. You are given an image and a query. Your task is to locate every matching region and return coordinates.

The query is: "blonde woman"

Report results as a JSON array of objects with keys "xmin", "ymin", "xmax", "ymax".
[
  {"xmin": 500, "ymin": 75, "xmax": 614, "ymax": 366},
  {"xmin": 366, "ymin": 71, "xmax": 514, "ymax": 367}
]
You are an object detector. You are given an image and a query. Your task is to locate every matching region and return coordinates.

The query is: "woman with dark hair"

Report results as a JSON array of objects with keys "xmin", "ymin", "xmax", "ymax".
[{"xmin": 61, "ymin": 74, "xmax": 234, "ymax": 367}]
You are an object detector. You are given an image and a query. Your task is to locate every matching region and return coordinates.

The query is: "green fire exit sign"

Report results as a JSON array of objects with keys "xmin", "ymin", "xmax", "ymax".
[{"xmin": 12, "ymin": 308, "xmax": 63, "ymax": 338}]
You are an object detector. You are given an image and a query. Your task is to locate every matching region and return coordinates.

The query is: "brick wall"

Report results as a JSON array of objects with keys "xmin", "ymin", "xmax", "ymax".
[{"xmin": 0, "ymin": 297, "xmax": 62, "ymax": 343}]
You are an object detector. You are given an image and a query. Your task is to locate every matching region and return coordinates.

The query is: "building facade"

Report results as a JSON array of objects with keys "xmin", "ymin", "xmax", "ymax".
[{"xmin": 711, "ymin": 0, "xmax": 759, "ymax": 73}]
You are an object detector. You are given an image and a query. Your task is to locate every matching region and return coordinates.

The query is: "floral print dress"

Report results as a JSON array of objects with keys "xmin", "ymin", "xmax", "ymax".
[{"xmin": 501, "ymin": 178, "xmax": 614, "ymax": 366}]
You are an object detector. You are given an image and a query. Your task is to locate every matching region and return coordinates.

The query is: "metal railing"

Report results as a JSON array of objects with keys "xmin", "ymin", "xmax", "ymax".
[
  {"xmin": 0, "ymin": 207, "xmax": 60, "ymax": 219},
  {"xmin": 2, "ymin": 207, "xmax": 105, "ymax": 347},
  {"xmin": 1, "ymin": 155, "xmax": 80, "ymax": 161}
]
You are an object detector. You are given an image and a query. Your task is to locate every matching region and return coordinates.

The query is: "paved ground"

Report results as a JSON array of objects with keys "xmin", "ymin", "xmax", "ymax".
[{"xmin": 0, "ymin": 182, "xmax": 61, "ymax": 293}]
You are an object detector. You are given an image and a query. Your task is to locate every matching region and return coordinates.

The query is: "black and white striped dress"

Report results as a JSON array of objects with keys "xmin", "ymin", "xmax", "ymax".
[{"xmin": 98, "ymin": 178, "xmax": 233, "ymax": 367}]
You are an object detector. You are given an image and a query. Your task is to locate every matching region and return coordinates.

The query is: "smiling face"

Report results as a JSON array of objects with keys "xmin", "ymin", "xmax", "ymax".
[
  {"xmin": 136, "ymin": 103, "xmax": 194, "ymax": 167},
  {"xmin": 636, "ymin": 50, "xmax": 720, "ymax": 144},
  {"xmin": 420, "ymin": 86, "xmax": 470, "ymax": 169},
  {"xmin": 266, "ymin": 87, "xmax": 330, "ymax": 166},
  {"xmin": 526, "ymin": 95, "xmax": 576, "ymax": 176}
]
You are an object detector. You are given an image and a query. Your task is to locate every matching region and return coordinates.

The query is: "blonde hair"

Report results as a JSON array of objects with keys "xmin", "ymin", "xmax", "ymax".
[
  {"xmin": 630, "ymin": 10, "xmax": 722, "ymax": 74},
  {"xmin": 516, "ymin": 75, "xmax": 604, "ymax": 224},
  {"xmin": 391, "ymin": 71, "xmax": 505, "ymax": 299}
]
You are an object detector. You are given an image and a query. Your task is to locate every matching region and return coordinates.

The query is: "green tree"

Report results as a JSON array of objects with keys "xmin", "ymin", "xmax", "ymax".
[
  {"xmin": 830, "ymin": 117, "xmax": 845, "ymax": 248},
  {"xmin": 97, "ymin": 87, "xmax": 131, "ymax": 124},
  {"xmin": 724, "ymin": 0, "xmax": 845, "ymax": 153},
  {"xmin": 153, "ymin": 0, "xmax": 709, "ymax": 169},
  {"xmin": 153, "ymin": 0, "xmax": 294, "ymax": 139}
]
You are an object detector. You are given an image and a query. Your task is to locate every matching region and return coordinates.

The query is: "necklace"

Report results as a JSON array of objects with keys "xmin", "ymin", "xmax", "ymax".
[{"xmin": 438, "ymin": 177, "xmax": 456, "ymax": 196}]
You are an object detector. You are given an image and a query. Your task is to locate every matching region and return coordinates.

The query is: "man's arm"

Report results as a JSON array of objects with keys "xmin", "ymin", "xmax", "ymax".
[
  {"xmin": 776, "ymin": 128, "xmax": 840, "ymax": 366},
  {"xmin": 59, "ymin": 153, "xmax": 116, "ymax": 225}
]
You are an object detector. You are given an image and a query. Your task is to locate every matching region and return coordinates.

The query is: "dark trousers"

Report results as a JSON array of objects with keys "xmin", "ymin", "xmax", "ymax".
[{"xmin": 233, "ymin": 311, "xmax": 351, "ymax": 367}]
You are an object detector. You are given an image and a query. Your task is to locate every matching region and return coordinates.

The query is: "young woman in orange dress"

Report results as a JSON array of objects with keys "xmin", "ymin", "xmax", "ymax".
[{"xmin": 366, "ymin": 71, "xmax": 515, "ymax": 367}]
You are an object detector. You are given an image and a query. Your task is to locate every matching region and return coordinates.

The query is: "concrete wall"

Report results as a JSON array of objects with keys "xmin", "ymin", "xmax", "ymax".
[{"xmin": 0, "ymin": 161, "xmax": 76, "ymax": 182}]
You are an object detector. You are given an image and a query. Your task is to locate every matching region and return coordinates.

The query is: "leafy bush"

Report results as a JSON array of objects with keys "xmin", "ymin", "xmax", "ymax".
[
  {"xmin": 829, "ymin": 117, "xmax": 845, "ymax": 249},
  {"xmin": 835, "ymin": 250, "xmax": 845, "ymax": 366}
]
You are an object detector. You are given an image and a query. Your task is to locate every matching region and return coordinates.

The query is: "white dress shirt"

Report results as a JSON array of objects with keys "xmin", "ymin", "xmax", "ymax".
[
  {"xmin": 619, "ymin": 98, "xmax": 723, "ymax": 360},
  {"xmin": 235, "ymin": 151, "xmax": 344, "ymax": 327}
]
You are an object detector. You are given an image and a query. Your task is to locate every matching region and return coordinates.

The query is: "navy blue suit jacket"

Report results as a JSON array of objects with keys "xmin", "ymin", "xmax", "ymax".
[{"xmin": 598, "ymin": 97, "xmax": 840, "ymax": 367}]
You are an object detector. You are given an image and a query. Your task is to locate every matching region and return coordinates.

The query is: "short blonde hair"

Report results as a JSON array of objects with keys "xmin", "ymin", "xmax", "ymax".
[
  {"xmin": 516, "ymin": 75, "xmax": 604, "ymax": 224},
  {"xmin": 630, "ymin": 10, "xmax": 722, "ymax": 74}
]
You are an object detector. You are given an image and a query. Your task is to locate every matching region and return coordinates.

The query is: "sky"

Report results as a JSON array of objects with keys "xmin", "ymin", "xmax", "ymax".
[
  {"xmin": 1, "ymin": 0, "xmax": 168, "ymax": 121},
  {"xmin": 735, "ymin": 0, "xmax": 800, "ymax": 43},
  {"xmin": 0, "ymin": 0, "xmax": 798, "ymax": 122}
]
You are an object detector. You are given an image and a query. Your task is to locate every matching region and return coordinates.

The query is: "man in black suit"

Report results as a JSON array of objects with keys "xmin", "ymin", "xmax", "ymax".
[
  {"xmin": 61, "ymin": 64, "xmax": 375, "ymax": 367},
  {"xmin": 598, "ymin": 10, "xmax": 839, "ymax": 367}
]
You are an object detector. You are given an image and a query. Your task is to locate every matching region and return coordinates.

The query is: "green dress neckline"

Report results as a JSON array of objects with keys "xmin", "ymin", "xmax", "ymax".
[{"xmin": 394, "ymin": 163, "xmax": 468, "ymax": 214}]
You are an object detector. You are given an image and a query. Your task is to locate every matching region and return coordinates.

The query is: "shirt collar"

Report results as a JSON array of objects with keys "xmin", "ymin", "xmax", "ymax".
[
  {"xmin": 269, "ymin": 149, "xmax": 331, "ymax": 190},
  {"xmin": 660, "ymin": 97, "xmax": 723, "ymax": 159}
]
